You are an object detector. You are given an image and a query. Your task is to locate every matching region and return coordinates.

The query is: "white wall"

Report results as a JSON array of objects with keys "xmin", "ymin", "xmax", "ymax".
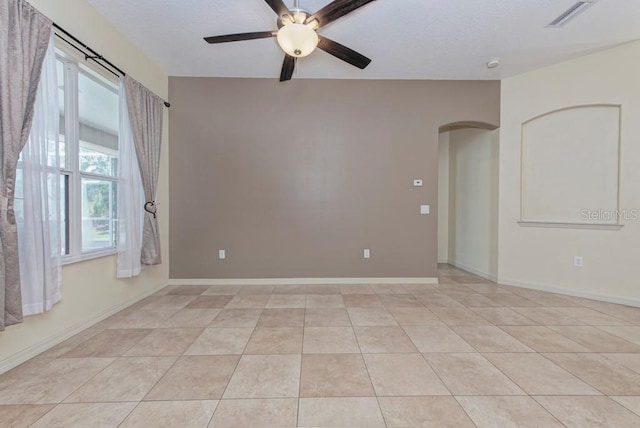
[
  {"xmin": 499, "ymin": 40, "xmax": 640, "ymax": 305},
  {"xmin": 437, "ymin": 132, "xmax": 450, "ymax": 263},
  {"xmin": 0, "ymin": 0, "xmax": 170, "ymax": 371},
  {"xmin": 446, "ymin": 128, "xmax": 499, "ymax": 280},
  {"xmin": 521, "ymin": 105, "xmax": 621, "ymax": 224}
]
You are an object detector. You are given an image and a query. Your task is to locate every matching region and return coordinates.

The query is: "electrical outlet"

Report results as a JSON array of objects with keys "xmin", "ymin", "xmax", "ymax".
[
  {"xmin": 420, "ymin": 205, "xmax": 430, "ymax": 215},
  {"xmin": 363, "ymin": 249, "xmax": 370, "ymax": 259},
  {"xmin": 219, "ymin": 249, "xmax": 226, "ymax": 260},
  {"xmin": 574, "ymin": 256, "xmax": 583, "ymax": 267}
]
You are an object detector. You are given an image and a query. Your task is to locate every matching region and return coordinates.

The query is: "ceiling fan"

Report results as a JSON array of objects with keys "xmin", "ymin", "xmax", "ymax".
[{"xmin": 203, "ymin": 0, "xmax": 377, "ymax": 81}]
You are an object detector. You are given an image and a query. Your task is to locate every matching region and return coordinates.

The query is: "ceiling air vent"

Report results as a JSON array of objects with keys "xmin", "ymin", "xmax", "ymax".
[{"xmin": 547, "ymin": 1, "xmax": 598, "ymax": 27}]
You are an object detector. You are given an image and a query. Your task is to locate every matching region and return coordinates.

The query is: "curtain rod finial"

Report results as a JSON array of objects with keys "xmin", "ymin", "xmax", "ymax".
[{"xmin": 164, "ymin": 101, "xmax": 171, "ymax": 108}]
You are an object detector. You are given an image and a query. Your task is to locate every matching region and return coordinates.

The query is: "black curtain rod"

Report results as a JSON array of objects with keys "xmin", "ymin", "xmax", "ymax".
[{"xmin": 52, "ymin": 22, "xmax": 171, "ymax": 108}]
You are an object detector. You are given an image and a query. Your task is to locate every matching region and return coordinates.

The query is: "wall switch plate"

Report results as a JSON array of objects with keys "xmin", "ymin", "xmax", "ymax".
[
  {"xmin": 219, "ymin": 249, "xmax": 226, "ymax": 260},
  {"xmin": 413, "ymin": 179, "xmax": 423, "ymax": 187},
  {"xmin": 574, "ymin": 256, "xmax": 583, "ymax": 267},
  {"xmin": 420, "ymin": 205, "xmax": 430, "ymax": 215},
  {"xmin": 363, "ymin": 249, "xmax": 370, "ymax": 259}
]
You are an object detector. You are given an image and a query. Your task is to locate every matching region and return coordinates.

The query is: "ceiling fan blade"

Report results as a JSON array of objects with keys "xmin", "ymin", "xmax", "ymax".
[
  {"xmin": 264, "ymin": 0, "xmax": 291, "ymax": 18},
  {"xmin": 204, "ymin": 31, "xmax": 275, "ymax": 44},
  {"xmin": 317, "ymin": 37, "xmax": 371, "ymax": 69},
  {"xmin": 307, "ymin": 0, "xmax": 376, "ymax": 28},
  {"xmin": 280, "ymin": 55, "xmax": 296, "ymax": 82}
]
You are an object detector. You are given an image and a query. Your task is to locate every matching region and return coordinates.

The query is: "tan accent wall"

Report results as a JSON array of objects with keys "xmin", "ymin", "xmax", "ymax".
[{"xmin": 169, "ymin": 78, "xmax": 500, "ymax": 279}]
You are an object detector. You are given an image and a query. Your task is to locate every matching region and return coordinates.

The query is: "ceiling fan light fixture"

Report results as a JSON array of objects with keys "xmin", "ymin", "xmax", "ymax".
[{"xmin": 276, "ymin": 23, "xmax": 318, "ymax": 58}]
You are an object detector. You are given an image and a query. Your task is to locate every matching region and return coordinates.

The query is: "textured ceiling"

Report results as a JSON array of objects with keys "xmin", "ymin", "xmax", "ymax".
[{"xmin": 86, "ymin": 0, "xmax": 640, "ymax": 79}]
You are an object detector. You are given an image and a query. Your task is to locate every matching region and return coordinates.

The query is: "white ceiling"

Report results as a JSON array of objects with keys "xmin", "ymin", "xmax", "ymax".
[{"xmin": 87, "ymin": 0, "xmax": 640, "ymax": 80}]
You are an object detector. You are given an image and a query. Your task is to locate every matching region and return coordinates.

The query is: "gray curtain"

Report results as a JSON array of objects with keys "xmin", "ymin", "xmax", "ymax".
[
  {"xmin": 124, "ymin": 76, "xmax": 164, "ymax": 265},
  {"xmin": 0, "ymin": 0, "xmax": 52, "ymax": 330}
]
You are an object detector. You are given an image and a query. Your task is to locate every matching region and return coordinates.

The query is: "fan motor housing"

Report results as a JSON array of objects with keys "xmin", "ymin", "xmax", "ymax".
[{"xmin": 277, "ymin": 8, "xmax": 312, "ymax": 28}]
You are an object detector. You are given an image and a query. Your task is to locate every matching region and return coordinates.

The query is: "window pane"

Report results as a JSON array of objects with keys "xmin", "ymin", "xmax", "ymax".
[
  {"xmin": 79, "ymin": 145, "xmax": 118, "ymax": 176},
  {"xmin": 81, "ymin": 177, "xmax": 117, "ymax": 251},
  {"xmin": 78, "ymin": 69, "xmax": 118, "ymax": 177},
  {"xmin": 56, "ymin": 59, "xmax": 66, "ymax": 169},
  {"xmin": 14, "ymin": 170, "xmax": 68, "ymax": 256}
]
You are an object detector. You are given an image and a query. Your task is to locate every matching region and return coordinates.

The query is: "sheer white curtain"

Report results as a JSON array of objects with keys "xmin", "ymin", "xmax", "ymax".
[
  {"xmin": 117, "ymin": 78, "xmax": 144, "ymax": 278},
  {"xmin": 18, "ymin": 34, "xmax": 62, "ymax": 316}
]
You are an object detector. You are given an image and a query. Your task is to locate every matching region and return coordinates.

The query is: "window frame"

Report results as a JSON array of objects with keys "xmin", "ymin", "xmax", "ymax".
[{"xmin": 57, "ymin": 51, "xmax": 120, "ymax": 265}]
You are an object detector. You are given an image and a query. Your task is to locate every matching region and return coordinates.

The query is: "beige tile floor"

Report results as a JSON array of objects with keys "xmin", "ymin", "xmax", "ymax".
[{"xmin": 3, "ymin": 265, "xmax": 640, "ymax": 426}]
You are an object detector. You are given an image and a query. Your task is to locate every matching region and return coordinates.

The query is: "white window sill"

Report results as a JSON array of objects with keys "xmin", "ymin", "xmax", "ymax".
[
  {"xmin": 62, "ymin": 247, "xmax": 117, "ymax": 265},
  {"xmin": 518, "ymin": 221, "xmax": 624, "ymax": 231}
]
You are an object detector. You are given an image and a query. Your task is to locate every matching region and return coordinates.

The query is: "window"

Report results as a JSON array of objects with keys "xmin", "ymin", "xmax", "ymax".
[{"xmin": 57, "ymin": 54, "xmax": 120, "ymax": 261}]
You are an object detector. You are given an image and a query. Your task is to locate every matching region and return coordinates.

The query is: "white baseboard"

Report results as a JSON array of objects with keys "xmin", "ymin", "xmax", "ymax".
[
  {"xmin": 499, "ymin": 277, "xmax": 640, "ymax": 308},
  {"xmin": 0, "ymin": 281, "xmax": 168, "ymax": 375},
  {"xmin": 448, "ymin": 260, "xmax": 498, "ymax": 283},
  {"xmin": 169, "ymin": 277, "xmax": 439, "ymax": 286}
]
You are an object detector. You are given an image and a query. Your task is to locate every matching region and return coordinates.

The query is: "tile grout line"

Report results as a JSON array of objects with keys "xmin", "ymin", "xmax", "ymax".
[
  {"xmin": 296, "ymin": 294, "xmax": 307, "ymax": 428},
  {"xmin": 116, "ymin": 400, "xmax": 144, "ymax": 427},
  {"xmin": 352, "ymin": 294, "xmax": 389, "ymax": 428}
]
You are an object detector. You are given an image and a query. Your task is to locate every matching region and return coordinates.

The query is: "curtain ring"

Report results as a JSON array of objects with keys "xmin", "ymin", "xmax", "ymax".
[{"xmin": 144, "ymin": 201, "xmax": 157, "ymax": 219}]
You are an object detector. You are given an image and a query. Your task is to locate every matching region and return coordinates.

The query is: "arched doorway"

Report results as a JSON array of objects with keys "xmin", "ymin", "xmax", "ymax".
[{"xmin": 438, "ymin": 122, "xmax": 499, "ymax": 281}]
